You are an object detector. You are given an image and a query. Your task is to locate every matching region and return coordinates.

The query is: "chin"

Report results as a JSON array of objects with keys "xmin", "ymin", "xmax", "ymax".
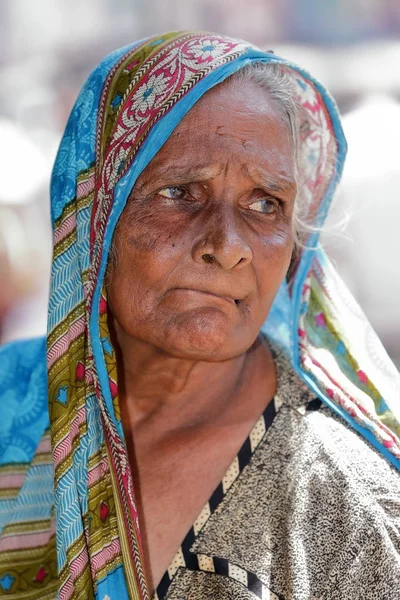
[{"xmin": 157, "ymin": 309, "xmax": 252, "ymax": 360}]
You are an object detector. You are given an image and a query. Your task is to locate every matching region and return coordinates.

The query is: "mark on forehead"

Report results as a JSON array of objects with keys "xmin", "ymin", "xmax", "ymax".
[{"xmin": 214, "ymin": 124, "xmax": 252, "ymax": 149}]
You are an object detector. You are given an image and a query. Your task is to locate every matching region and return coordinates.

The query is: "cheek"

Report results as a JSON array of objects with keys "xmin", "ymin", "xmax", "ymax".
[
  {"xmin": 261, "ymin": 219, "xmax": 294, "ymax": 253},
  {"xmin": 106, "ymin": 247, "xmax": 157, "ymax": 332},
  {"xmin": 106, "ymin": 209, "xmax": 187, "ymax": 311},
  {"xmin": 121, "ymin": 203, "xmax": 188, "ymax": 256},
  {"xmin": 256, "ymin": 227, "xmax": 294, "ymax": 297}
]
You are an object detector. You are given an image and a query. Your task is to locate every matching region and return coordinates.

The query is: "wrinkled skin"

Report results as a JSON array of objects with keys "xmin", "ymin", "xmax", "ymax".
[
  {"xmin": 106, "ymin": 79, "xmax": 297, "ymax": 593},
  {"xmin": 108, "ymin": 81, "xmax": 296, "ymax": 362}
]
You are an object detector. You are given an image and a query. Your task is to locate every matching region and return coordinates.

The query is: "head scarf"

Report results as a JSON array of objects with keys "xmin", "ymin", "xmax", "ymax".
[{"xmin": 1, "ymin": 31, "xmax": 399, "ymax": 600}]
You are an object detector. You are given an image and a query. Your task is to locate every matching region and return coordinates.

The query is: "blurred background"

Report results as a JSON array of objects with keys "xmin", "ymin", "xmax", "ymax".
[{"xmin": 0, "ymin": 0, "xmax": 399, "ymax": 367}]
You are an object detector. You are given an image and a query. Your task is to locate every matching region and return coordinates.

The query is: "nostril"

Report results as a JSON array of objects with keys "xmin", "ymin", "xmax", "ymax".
[{"xmin": 202, "ymin": 253, "xmax": 214, "ymax": 264}]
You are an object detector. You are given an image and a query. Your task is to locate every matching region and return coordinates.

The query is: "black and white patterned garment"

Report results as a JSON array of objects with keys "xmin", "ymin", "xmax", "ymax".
[{"xmin": 153, "ymin": 350, "xmax": 400, "ymax": 600}]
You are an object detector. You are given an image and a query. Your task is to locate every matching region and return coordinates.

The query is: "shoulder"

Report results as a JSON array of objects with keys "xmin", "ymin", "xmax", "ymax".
[
  {"xmin": 0, "ymin": 337, "xmax": 50, "ymax": 466},
  {"xmin": 292, "ymin": 402, "xmax": 400, "ymax": 596},
  {"xmin": 0, "ymin": 335, "xmax": 46, "ymax": 368},
  {"xmin": 271, "ymin": 343, "xmax": 399, "ymax": 481},
  {"xmin": 0, "ymin": 336, "xmax": 47, "ymax": 398},
  {"xmin": 276, "ymin": 351, "xmax": 400, "ymax": 489},
  {"xmin": 271, "ymin": 352, "xmax": 400, "ymax": 595}
]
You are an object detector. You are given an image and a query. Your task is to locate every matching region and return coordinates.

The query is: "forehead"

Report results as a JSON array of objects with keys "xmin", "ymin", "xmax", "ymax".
[{"xmin": 142, "ymin": 80, "xmax": 295, "ymax": 179}]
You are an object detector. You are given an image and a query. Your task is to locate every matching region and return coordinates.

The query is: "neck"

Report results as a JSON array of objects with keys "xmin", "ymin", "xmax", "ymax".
[{"xmin": 112, "ymin": 323, "xmax": 274, "ymax": 435}]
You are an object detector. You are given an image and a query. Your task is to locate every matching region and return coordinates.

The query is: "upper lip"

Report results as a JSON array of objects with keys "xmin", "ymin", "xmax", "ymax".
[{"xmin": 176, "ymin": 287, "xmax": 244, "ymax": 303}]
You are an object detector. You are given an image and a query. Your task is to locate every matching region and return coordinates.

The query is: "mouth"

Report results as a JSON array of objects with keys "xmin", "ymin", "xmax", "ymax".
[{"xmin": 173, "ymin": 288, "xmax": 241, "ymax": 306}]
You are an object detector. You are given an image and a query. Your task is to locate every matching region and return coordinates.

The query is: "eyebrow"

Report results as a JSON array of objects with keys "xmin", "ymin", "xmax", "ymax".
[
  {"xmin": 139, "ymin": 164, "xmax": 223, "ymax": 189},
  {"xmin": 243, "ymin": 164, "xmax": 297, "ymax": 195},
  {"xmin": 137, "ymin": 162, "xmax": 296, "ymax": 195}
]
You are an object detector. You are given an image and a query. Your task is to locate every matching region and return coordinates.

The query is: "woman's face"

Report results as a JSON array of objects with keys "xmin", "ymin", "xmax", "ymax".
[{"xmin": 107, "ymin": 80, "xmax": 297, "ymax": 360}]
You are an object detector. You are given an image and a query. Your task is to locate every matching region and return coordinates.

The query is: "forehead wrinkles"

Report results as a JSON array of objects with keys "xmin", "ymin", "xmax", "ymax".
[
  {"xmin": 165, "ymin": 122, "xmax": 288, "ymax": 164},
  {"xmin": 137, "ymin": 128, "xmax": 294, "ymax": 190},
  {"xmin": 137, "ymin": 83, "xmax": 296, "ymax": 186},
  {"xmin": 171, "ymin": 100, "xmax": 292, "ymax": 156}
]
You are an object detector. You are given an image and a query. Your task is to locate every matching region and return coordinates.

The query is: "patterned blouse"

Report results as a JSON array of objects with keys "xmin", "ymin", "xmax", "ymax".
[{"xmin": 154, "ymin": 350, "xmax": 400, "ymax": 600}]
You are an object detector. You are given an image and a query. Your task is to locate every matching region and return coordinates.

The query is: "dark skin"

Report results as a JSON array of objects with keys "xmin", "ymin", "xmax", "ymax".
[{"xmin": 106, "ymin": 79, "xmax": 297, "ymax": 594}]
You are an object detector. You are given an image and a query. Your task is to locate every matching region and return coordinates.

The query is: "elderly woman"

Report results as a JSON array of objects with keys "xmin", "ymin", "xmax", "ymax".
[{"xmin": 0, "ymin": 32, "xmax": 399, "ymax": 600}]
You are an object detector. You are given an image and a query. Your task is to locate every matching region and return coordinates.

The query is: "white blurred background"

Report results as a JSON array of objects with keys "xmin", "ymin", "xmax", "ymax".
[{"xmin": 0, "ymin": 0, "xmax": 399, "ymax": 367}]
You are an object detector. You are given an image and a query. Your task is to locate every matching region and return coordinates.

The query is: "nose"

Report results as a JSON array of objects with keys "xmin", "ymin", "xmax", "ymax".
[{"xmin": 192, "ymin": 206, "xmax": 253, "ymax": 270}]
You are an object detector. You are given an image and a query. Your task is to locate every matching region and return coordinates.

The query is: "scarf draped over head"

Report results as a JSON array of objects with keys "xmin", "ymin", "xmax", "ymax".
[{"xmin": 42, "ymin": 31, "xmax": 400, "ymax": 599}]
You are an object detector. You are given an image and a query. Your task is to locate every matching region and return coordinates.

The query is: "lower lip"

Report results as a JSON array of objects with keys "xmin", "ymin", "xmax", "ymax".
[{"xmin": 172, "ymin": 288, "xmax": 237, "ymax": 306}]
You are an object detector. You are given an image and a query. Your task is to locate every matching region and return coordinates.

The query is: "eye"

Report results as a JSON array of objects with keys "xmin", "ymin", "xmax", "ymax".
[
  {"xmin": 248, "ymin": 197, "xmax": 279, "ymax": 214},
  {"xmin": 157, "ymin": 186, "xmax": 186, "ymax": 200}
]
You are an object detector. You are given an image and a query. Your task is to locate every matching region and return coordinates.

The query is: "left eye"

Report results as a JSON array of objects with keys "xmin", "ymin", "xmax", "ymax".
[
  {"xmin": 157, "ymin": 186, "xmax": 186, "ymax": 199},
  {"xmin": 248, "ymin": 198, "xmax": 278, "ymax": 214}
]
